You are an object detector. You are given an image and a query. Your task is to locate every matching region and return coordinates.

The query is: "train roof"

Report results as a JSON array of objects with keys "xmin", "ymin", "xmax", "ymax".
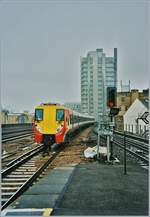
[
  {"xmin": 39, "ymin": 103, "xmax": 60, "ymax": 106},
  {"xmin": 35, "ymin": 103, "xmax": 94, "ymax": 119},
  {"xmin": 72, "ymin": 110, "xmax": 95, "ymax": 119}
]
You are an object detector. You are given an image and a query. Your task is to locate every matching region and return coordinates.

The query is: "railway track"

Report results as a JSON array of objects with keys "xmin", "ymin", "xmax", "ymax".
[
  {"xmin": 1, "ymin": 144, "xmax": 46, "ymax": 210},
  {"xmin": 1, "ymin": 140, "xmax": 67, "ymax": 211},
  {"xmin": 2, "ymin": 124, "xmax": 33, "ymax": 143},
  {"xmin": 93, "ymin": 128, "xmax": 149, "ymax": 165},
  {"xmin": 2, "ymin": 144, "xmax": 41, "ymax": 171},
  {"xmin": 1, "ymin": 123, "xmax": 95, "ymax": 211},
  {"xmin": 113, "ymin": 139, "xmax": 149, "ymax": 165},
  {"xmin": 113, "ymin": 133, "xmax": 149, "ymax": 166},
  {"xmin": 2, "ymin": 142, "xmax": 38, "ymax": 169},
  {"xmin": 114, "ymin": 131, "xmax": 149, "ymax": 144},
  {"xmin": 2, "ymin": 132, "xmax": 33, "ymax": 143},
  {"xmin": 2, "ymin": 152, "xmax": 17, "ymax": 161}
]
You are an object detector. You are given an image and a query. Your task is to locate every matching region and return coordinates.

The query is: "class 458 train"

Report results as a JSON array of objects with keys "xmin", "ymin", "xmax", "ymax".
[{"xmin": 33, "ymin": 103, "xmax": 95, "ymax": 146}]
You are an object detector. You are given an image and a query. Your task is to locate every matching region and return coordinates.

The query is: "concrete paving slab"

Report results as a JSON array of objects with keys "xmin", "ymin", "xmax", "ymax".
[
  {"xmin": 53, "ymin": 166, "xmax": 76, "ymax": 170},
  {"xmin": 53, "ymin": 162, "xmax": 148, "ymax": 216},
  {"xmin": 6, "ymin": 162, "xmax": 148, "ymax": 216},
  {"xmin": 37, "ymin": 177, "xmax": 69, "ymax": 185},
  {"xmin": 52, "ymin": 207, "xmax": 146, "ymax": 216},
  {"xmin": 13, "ymin": 194, "xmax": 59, "ymax": 208},
  {"xmin": 45, "ymin": 170, "xmax": 73, "ymax": 178},
  {"xmin": 8, "ymin": 165, "xmax": 75, "ymax": 210},
  {"xmin": 24, "ymin": 184, "xmax": 65, "ymax": 195}
]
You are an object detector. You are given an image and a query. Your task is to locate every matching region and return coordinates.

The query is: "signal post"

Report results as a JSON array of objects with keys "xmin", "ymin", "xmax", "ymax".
[{"xmin": 97, "ymin": 86, "xmax": 119, "ymax": 162}]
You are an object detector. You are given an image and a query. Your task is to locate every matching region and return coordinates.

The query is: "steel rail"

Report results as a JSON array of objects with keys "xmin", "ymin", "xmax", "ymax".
[
  {"xmin": 2, "ymin": 128, "xmax": 32, "ymax": 135},
  {"xmin": 5, "ymin": 144, "xmax": 43, "ymax": 168},
  {"xmin": 2, "ymin": 144, "xmax": 44, "ymax": 178},
  {"xmin": 1, "ymin": 125, "xmax": 93, "ymax": 210},
  {"xmin": 125, "ymin": 141, "xmax": 148, "ymax": 153},
  {"xmin": 93, "ymin": 128, "xmax": 149, "ymax": 164},
  {"xmin": 114, "ymin": 131, "xmax": 149, "ymax": 144},
  {"xmin": 114, "ymin": 132, "xmax": 148, "ymax": 147},
  {"xmin": 114, "ymin": 135, "xmax": 148, "ymax": 153},
  {"xmin": 113, "ymin": 140, "xmax": 149, "ymax": 164},
  {"xmin": 2, "ymin": 123, "xmax": 32, "ymax": 128},
  {"xmin": 94, "ymin": 128, "xmax": 148, "ymax": 151},
  {"xmin": 2, "ymin": 123, "xmax": 33, "ymax": 143},
  {"xmin": 2, "ymin": 132, "xmax": 33, "ymax": 143},
  {"xmin": 1, "ymin": 146, "xmax": 63, "ymax": 211},
  {"xmin": 2, "ymin": 131, "xmax": 32, "ymax": 139},
  {"xmin": 2, "ymin": 152, "xmax": 16, "ymax": 160}
]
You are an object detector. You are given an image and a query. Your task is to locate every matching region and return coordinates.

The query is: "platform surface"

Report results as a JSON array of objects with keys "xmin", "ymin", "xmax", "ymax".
[
  {"xmin": 53, "ymin": 162, "xmax": 148, "ymax": 216},
  {"xmin": 2, "ymin": 162, "xmax": 148, "ymax": 216}
]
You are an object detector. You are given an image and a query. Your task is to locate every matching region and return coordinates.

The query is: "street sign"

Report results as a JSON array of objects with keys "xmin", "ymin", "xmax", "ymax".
[{"xmin": 140, "ymin": 112, "xmax": 149, "ymax": 124}]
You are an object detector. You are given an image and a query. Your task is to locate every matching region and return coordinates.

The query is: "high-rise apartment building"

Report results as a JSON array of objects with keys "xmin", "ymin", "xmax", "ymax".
[
  {"xmin": 64, "ymin": 102, "xmax": 81, "ymax": 113},
  {"xmin": 81, "ymin": 48, "xmax": 117, "ymax": 120}
]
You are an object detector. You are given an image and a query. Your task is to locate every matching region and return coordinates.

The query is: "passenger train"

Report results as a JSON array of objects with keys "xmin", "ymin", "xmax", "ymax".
[{"xmin": 33, "ymin": 103, "xmax": 95, "ymax": 147}]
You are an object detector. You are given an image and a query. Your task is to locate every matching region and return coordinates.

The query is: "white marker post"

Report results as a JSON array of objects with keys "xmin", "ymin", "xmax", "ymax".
[
  {"xmin": 97, "ymin": 122, "xmax": 100, "ymax": 159},
  {"xmin": 106, "ymin": 135, "xmax": 110, "ymax": 162}
]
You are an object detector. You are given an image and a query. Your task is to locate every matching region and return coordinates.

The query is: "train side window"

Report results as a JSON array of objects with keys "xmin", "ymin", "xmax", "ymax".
[
  {"xmin": 56, "ymin": 109, "xmax": 64, "ymax": 121},
  {"xmin": 66, "ymin": 116, "xmax": 69, "ymax": 124},
  {"xmin": 74, "ymin": 115, "xmax": 78, "ymax": 123},
  {"xmin": 70, "ymin": 115, "xmax": 72, "ymax": 124},
  {"xmin": 35, "ymin": 109, "xmax": 43, "ymax": 121}
]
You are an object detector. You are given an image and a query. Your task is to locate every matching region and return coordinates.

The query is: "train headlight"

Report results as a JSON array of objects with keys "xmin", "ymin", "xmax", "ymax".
[
  {"xmin": 36, "ymin": 125, "xmax": 42, "ymax": 133},
  {"xmin": 56, "ymin": 124, "xmax": 64, "ymax": 133},
  {"xmin": 56, "ymin": 127, "xmax": 60, "ymax": 132}
]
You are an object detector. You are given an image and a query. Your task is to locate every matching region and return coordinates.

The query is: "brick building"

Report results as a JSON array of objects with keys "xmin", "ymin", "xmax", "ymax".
[{"xmin": 115, "ymin": 89, "xmax": 149, "ymax": 131}]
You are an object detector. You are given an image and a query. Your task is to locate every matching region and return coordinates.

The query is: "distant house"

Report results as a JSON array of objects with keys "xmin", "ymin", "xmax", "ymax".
[
  {"xmin": 0, "ymin": 111, "xmax": 34, "ymax": 124},
  {"xmin": 115, "ymin": 88, "xmax": 149, "ymax": 131},
  {"xmin": 124, "ymin": 98, "xmax": 149, "ymax": 136}
]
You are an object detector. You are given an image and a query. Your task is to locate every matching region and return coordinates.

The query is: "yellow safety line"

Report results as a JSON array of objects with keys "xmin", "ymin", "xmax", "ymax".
[{"xmin": 43, "ymin": 208, "xmax": 53, "ymax": 216}]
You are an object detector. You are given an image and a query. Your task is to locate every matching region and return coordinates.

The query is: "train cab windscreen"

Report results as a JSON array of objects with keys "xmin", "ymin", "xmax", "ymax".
[
  {"xmin": 56, "ymin": 109, "xmax": 64, "ymax": 121},
  {"xmin": 35, "ymin": 109, "xmax": 43, "ymax": 121}
]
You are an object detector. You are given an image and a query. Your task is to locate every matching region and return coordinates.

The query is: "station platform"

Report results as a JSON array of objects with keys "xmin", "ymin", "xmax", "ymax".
[{"xmin": 2, "ymin": 162, "xmax": 148, "ymax": 216}]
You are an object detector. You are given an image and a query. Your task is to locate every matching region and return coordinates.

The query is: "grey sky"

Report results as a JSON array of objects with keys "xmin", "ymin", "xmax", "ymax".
[{"xmin": 0, "ymin": 0, "xmax": 149, "ymax": 112}]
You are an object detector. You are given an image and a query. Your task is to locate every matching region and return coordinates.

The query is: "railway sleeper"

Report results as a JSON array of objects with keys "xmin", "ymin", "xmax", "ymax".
[
  {"xmin": 6, "ymin": 175, "xmax": 31, "ymax": 178},
  {"xmin": 15, "ymin": 168, "xmax": 36, "ymax": 172},
  {"xmin": 2, "ymin": 192, "xmax": 14, "ymax": 198},
  {"xmin": 2, "ymin": 178, "xmax": 28, "ymax": 182},
  {"xmin": 2, "ymin": 182, "xmax": 23, "ymax": 187},
  {"xmin": 10, "ymin": 171, "xmax": 34, "ymax": 175},
  {"xmin": 2, "ymin": 187, "xmax": 19, "ymax": 192},
  {"xmin": 17, "ymin": 168, "xmax": 36, "ymax": 170},
  {"xmin": 21, "ymin": 164, "xmax": 36, "ymax": 167}
]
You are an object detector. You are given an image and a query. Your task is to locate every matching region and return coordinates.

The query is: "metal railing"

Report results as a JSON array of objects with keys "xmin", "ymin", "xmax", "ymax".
[{"xmin": 93, "ymin": 127, "xmax": 149, "ymax": 165}]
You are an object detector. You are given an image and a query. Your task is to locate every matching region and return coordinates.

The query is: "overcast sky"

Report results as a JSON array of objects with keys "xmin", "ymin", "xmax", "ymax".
[{"xmin": 0, "ymin": 0, "xmax": 149, "ymax": 113}]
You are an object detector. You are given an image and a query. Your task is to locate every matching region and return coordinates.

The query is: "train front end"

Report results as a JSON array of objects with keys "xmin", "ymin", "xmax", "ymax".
[{"xmin": 33, "ymin": 104, "xmax": 67, "ymax": 146}]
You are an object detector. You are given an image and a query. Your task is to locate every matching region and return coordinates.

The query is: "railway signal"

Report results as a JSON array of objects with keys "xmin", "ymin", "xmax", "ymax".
[
  {"xmin": 107, "ymin": 87, "xmax": 119, "ymax": 117},
  {"xmin": 110, "ymin": 107, "xmax": 120, "ymax": 116},
  {"xmin": 107, "ymin": 87, "xmax": 117, "ymax": 108}
]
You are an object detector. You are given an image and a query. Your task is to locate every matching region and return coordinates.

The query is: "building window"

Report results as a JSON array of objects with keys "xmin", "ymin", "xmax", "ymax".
[{"xmin": 98, "ymin": 58, "xmax": 102, "ymax": 64}]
